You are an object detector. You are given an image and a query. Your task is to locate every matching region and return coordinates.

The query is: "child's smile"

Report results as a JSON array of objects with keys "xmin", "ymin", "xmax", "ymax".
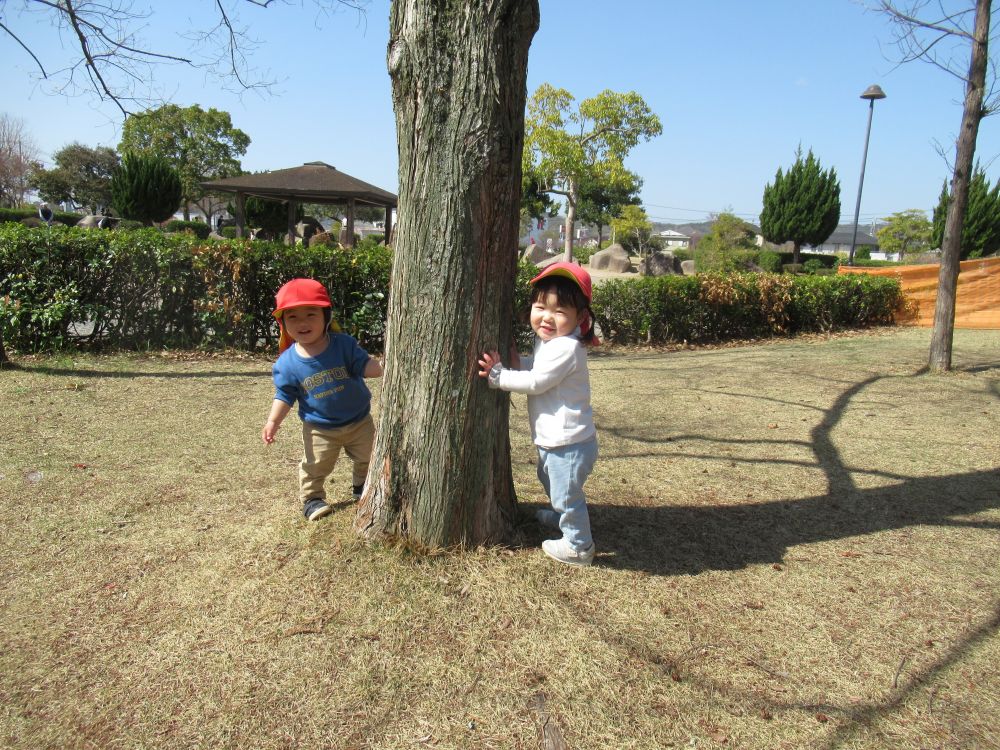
[
  {"xmin": 530, "ymin": 290, "xmax": 583, "ymax": 341},
  {"xmin": 283, "ymin": 305, "xmax": 327, "ymax": 348}
]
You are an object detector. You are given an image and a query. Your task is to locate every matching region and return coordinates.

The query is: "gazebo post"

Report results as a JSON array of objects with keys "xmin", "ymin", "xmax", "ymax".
[
  {"xmin": 286, "ymin": 200, "xmax": 297, "ymax": 246},
  {"xmin": 346, "ymin": 198, "xmax": 356, "ymax": 248},
  {"xmin": 235, "ymin": 192, "xmax": 246, "ymax": 239}
]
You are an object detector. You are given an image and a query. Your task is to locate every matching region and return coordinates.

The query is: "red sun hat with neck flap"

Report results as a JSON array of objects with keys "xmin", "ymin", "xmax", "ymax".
[
  {"xmin": 529, "ymin": 261, "xmax": 599, "ymax": 343},
  {"xmin": 272, "ymin": 278, "xmax": 340, "ymax": 353}
]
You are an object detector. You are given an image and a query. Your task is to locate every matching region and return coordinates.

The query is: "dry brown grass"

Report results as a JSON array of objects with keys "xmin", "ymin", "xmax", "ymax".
[{"xmin": 1, "ymin": 328, "xmax": 998, "ymax": 750}]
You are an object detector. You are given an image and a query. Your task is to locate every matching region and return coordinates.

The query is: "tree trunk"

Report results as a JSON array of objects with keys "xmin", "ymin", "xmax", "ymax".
[
  {"xmin": 0, "ymin": 335, "xmax": 9, "ymax": 367},
  {"xmin": 563, "ymin": 180, "xmax": 576, "ymax": 261},
  {"xmin": 355, "ymin": 0, "xmax": 539, "ymax": 547},
  {"xmin": 929, "ymin": 0, "xmax": 990, "ymax": 372},
  {"xmin": 792, "ymin": 241, "xmax": 801, "ymax": 266}
]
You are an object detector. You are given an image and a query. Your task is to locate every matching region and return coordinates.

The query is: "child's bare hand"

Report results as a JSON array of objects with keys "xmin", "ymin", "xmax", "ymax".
[
  {"xmin": 262, "ymin": 421, "xmax": 280, "ymax": 444},
  {"xmin": 477, "ymin": 350, "xmax": 502, "ymax": 378}
]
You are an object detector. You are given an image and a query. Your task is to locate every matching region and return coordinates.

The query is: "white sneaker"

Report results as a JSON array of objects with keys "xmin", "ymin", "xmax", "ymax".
[
  {"xmin": 534, "ymin": 508, "xmax": 560, "ymax": 528},
  {"xmin": 542, "ymin": 537, "xmax": 595, "ymax": 567}
]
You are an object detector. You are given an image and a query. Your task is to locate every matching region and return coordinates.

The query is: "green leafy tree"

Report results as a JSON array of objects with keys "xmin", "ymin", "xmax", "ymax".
[
  {"xmin": 876, "ymin": 209, "xmax": 933, "ymax": 257},
  {"xmin": 931, "ymin": 167, "xmax": 1000, "ymax": 259},
  {"xmin": 119, "ymin": 104, "xmax": 250, "ymax": 221},
  {"xmin": 111, "ymin": 152, "xmax": 181, "ymax": 225},
  {"xmin": 760, "ymin": 147, "xmax": 841, "ymax": 265},
  {"xmin": 31, "ymin": 142, "xmax": 119, "ymax": 213},
  {"xmin": 576, "ymin": 169, "xmax": 642, "ymax": 249},
  {"xmin": 695, "ymin": 212, "xmax": 759, "ymax": 272},
  {"xmin": 610, "ymin": 204, "xmax": 655, "ymax": 259},
  {"xmin": 523, "ymin": 84, "xmax": 661, "ymax": 260},
  {"xmin": 240, "ymin": 196, "xmax": 304, "ymax": 238}
]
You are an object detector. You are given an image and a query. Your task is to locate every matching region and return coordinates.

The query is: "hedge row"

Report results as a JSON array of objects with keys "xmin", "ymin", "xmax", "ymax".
[
  {"xmin": 0, "ymin": 206, "xmax": 84, "ymax": 227},
  {"xmin": 592, "ymin": 272, "xmax": 903, "ymax": 345},
  {"xmin": 0, "ymin": 224, "xmax": 391, "ymax": 354},
  {"xmin": 1, "ymin": 224, "xmax": 905, "ymax": 355}
]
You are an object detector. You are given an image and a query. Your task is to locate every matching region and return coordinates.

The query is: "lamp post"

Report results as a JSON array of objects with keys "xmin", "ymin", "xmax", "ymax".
[{"xmin": 848, "ymin": 85, "xmax": 886, "ymax": 265}]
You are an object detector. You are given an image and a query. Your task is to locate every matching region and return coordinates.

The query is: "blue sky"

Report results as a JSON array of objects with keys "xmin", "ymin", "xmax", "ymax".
[{"xmin": 4, "ymin": 0, "xmax": 998, "ymax": 227}]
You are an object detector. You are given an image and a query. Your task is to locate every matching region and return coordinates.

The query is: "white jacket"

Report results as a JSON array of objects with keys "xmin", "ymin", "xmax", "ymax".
[{"xmin": 490, "ymin": 333, "xmax": 595, "ymax": 448}]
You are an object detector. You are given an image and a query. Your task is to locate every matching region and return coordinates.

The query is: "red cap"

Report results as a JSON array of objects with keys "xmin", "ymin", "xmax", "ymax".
[
  {"xmin": 272, "ymin": 278, "xmax": 336, "ymax": 354},
  {"xmin": 530, "ymin": 261, "xmax": 593, "ymax": 303},
  {"xmin": 273, "ymin": 278, "xmax": 331, "ymax": 318}
]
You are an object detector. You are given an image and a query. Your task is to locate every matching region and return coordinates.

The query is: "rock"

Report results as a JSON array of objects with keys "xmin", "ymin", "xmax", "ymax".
[
  {"xmin": 308, "ymin": 231, "xmax": 336, "ymax": 247},
  {"xmin": 681, "ymin": 259, "xmax": 696, "ymax": 275},
  {"xmin": 589, "ymin": 244, "xmax": 632, "ymax": 273},
  {"xmin": 295, "ymin": 217, "xmax": 324, "ymax": 240},
  {"xmin": 638, "ymin": 251, "xmax": 682, "ymax": 276},
  {"xmin": 523, "ymin": 243, "xmax": 558, "ymax": 265}
]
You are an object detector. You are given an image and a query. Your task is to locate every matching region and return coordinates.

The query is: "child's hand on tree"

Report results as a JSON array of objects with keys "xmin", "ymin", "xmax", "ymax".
[{"xmin": 477, "ymin": 350, "xmax": 502, "ymax": 378}]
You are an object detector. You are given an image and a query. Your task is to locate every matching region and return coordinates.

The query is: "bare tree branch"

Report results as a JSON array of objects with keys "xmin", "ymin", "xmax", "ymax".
[{"xmin": 5, "ymin": 0, "xmax": 369, "ymax": 118}]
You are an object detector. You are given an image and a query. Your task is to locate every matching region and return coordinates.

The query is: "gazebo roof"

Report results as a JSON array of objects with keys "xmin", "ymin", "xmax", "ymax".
[{"xmin": 201, "ymin": 161, "xmax": 397, "ymax": 207}]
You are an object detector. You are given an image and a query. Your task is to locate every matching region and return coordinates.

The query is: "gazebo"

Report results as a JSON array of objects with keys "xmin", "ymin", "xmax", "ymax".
[{"xmin": 200, "ymin": 161, "xmax": 397, "ymax": 246}]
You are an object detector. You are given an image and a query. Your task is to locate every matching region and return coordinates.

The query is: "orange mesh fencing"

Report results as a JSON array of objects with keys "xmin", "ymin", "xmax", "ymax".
[{"xmin": 838, "ymin": 256, "xmax": 1000, "ymax": 329}]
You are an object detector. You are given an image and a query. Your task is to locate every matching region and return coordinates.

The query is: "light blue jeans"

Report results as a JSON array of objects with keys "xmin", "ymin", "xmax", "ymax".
[{"xmin": 537, "ymin": 436, "xmax": 598, "ymax": 551}]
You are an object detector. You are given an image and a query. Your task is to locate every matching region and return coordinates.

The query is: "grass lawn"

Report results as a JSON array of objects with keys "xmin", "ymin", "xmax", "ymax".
[{"xmin": 1, "ymin": 327, "xmax": 997, "ymax": 750}]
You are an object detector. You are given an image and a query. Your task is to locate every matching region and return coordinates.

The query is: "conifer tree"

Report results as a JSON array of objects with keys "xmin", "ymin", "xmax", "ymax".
[
  {"xmin": 111, "ymin": 153, "xmax": 181, "ymax": 225},
  {"xmin": 760, "ymin": 148, "xmax": 841, "ymax": 266},
  {"xmin": 931, "ymin": 167, "xmax": 1000, "ymax": 259}
]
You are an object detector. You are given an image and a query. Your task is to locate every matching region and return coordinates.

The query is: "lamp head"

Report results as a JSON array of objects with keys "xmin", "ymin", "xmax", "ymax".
[{"xmin": 861, "ymin": 84, "xmax": 886, "ymax": 101}]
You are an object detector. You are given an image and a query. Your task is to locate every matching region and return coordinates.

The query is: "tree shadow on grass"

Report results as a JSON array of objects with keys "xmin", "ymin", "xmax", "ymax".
[{"xmin": 590, "ymin": 369, "xmax": 999, "ymax": 574}]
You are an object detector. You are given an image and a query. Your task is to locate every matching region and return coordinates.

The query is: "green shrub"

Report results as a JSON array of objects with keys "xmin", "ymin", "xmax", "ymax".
[
  {"xmin": 220, "ymin": 226, "xmax": 239, "ymax": 239},
  {"xmin": 854, "ymin": 246, "xmax": 872, "ymax": 261},
  {"xmin": 592, "ymin": 272, "xmax": 902, "ymax": 345},
  {"xmin": 112, "ymin": 153, "xmax": 182, "ymax": 225},
  {"xmin": 115, "ymin": 219, "xmax": 146, "ymax": 231},
  {"xmin": 573, "ymin": 244, "xmax": 596, "ymax": 265},
  {"xmin": 803, "ymin": 258, "xmax": 823, "ymax": 275},
  {"xmin": 0, "ymin": 224, "xmax": 393, "ymax": 354},
  {"xmin": 164, "ymin": 219, "xmax": 211, "ymax": 239},
  {"xmin": 783, "ymin": 263, "xmax": 804, "ymax": 274},
  {"xmin": 757, "ymin": 249, "xmax": 782, "ymax": 273},
  {"xmin": 0, "ymin": 207, "xmax": 81, "ymax": 226}
]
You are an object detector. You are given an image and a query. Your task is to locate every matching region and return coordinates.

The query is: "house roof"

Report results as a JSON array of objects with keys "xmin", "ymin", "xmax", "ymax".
[
  {"xmin": 816, "ymin": 229, "xmax": 879, "ymax": 247},
  {"xmin": 200, "ymin": 161, "xmax": 397, "ymax": 207}
]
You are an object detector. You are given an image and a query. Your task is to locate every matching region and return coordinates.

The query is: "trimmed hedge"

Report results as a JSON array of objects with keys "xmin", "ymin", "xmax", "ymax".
[
  {"xmin": 2, "ymin": 225, "xmax": 906, "ymax": 355},
  {"xmin": 0, "ymin": 225, "xmax": 391, "ymax": 354},
  {"xmin": 164, "ymin": 219, "xmax": 211, "ymax": 239},
  {"xmin": 0, "ymin": 206, "xmax": 83, "ymax": 227},
  {"xmin": 592, "ymin": 272, "xmax": 903, "ymax": 345}
]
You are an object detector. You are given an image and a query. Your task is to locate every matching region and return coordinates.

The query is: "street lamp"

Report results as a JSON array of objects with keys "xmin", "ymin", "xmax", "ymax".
[{"xmin": 848, "ymin": 84, "xmax": 886, "ymax": 265}]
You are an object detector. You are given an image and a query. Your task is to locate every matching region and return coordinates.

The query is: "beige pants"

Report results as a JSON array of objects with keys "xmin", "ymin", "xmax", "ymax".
[{"xmin": 299, "ymin": 414, "xmax": 375, "ymax": 502}]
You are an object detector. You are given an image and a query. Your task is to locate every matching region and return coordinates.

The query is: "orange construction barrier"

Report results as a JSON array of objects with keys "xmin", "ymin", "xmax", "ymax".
[{"xmin": 839, "ymin": 256, "xmax": 1000, "ymax": 329}]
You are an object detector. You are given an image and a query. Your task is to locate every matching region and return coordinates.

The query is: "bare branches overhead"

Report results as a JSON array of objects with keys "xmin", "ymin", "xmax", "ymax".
[{"xmin": 2, "ymin": 0, "xmax": 369, "ymax": 118}]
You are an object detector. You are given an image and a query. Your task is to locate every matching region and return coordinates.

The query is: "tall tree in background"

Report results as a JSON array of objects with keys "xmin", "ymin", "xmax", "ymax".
[
  {"xmin": 111, "ymin": 153, "xmax": 182, "ymax": 226},
  {"xmin": 355, "ymin": 0, "xmax": 538, "ymax": 547},
  {"xmin": 31, "ymin": 143, "xmax": 119, "ymax": 213},
  {"xmin": 0, "ymin": 113, "xmax": 40, "ymax": 208},
  {"xmin": 930, "ymin": 167, "xmax": 1000, "ymax": 259},
  {"xmin": 878, "ymin": 0, "xmax": 995, "ymax": 372},
  {"xmin": 575, "ymin": 170, "xmax": 642, "ymax": 249},
  {"xmin": 760, "ymin": 147, "xmax": 841, "ymax": 265},
  {"xmin": 523, "ymin": 84, "xmax": 661, "ymax": 261},
  {"xmin": 610, "ymin": 204, "xmax": 655, "ymax": 261},
  {"xmin": 877, "ymin": 208, "xmax": 934, "ymax": 257},
  {"xmin": 119, "ymin": 105, "xmax": 250, "ymax": 221}
]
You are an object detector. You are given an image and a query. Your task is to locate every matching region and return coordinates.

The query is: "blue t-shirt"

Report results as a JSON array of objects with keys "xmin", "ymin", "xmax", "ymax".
[{"xmin": 272, "ymin": 334, "xmax": 372, "ymax": 428}]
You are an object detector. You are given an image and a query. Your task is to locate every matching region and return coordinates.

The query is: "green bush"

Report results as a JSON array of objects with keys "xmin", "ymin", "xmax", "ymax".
[
  {"xmin": 220, "ymin": 226, "xmax": 239, "ymax": 239},
  {"xmin": 164, "ymin": 219, "xmax": 211, "ymax": 239},
  {"xmin": 0, "ymin": 207, "xmax": 81, "ymax": 226},
  {"xmin": 0, "ymin": 224, "xmax": 393, "ymax": 354},
  {"xmin": 803, "ymin": 258, "xmax": 824, "ymax": 275},
  {"xmin": 592, "ymin": 272, "xmax": 902, "ymax": 345},
  {"xmin": 757, "ymin": 249, "xmax": 782, "ymax": 273},
  {"xmin": 854, "ymin": 246, "xmax": 872, "ymax": 261},
  {"xmin": 112, "ymin": 153, "xmax": 182, "ymax": 225},
  {"xmin": 783, "ymin": 263, "xmax": 804, "ymax": 274}
]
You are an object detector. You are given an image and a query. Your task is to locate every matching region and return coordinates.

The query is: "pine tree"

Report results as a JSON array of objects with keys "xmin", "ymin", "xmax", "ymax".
[
  {"xmin": 760, "ymin": 148, "xmax": 841, "ymax": 266},
  {"xmin": 931, "ymin": 166, "xmax": 1000, "ymax": 259},
  {"xmin": 111, "ymin": 153, "xmax": 181, "ymax": 225}
]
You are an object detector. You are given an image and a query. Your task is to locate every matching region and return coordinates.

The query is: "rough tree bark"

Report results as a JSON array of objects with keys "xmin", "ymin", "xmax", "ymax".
[
  {"xmin": 355, "ymin": 0, "xmax": 539, "ymax": 547},
  {"xmin": 929, "ymin": 0, "xmax": 990, "ymax": 372}
]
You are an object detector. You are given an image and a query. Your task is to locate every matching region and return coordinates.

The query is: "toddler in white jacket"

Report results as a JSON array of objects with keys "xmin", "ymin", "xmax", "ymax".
[{"xmin": 478, "ymin": 262, "xmax": 599, "ymax": 567}]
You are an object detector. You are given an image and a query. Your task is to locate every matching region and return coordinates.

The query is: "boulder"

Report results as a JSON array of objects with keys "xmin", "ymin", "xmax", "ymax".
[
  {"xmin": 77, "ymin": 214, "xmax": 118, "ymax": 229},
  {"xmin": 522, "ymin": 243, "xmax": 558, "ymax": 265},
  {"xmin": 680, "ymin": 259, "xmax": 696, "ymax": 275},
  {"xmin": 589, "ymin": 243, "xmax": 632, "ymax": 273},
  {"xmin": 295, "ymin": 217, "xmax": 325, "ymax": 240},
  {"xmin": 638, "ymin": 251, "xmax": 682, "ymax": 277}
]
